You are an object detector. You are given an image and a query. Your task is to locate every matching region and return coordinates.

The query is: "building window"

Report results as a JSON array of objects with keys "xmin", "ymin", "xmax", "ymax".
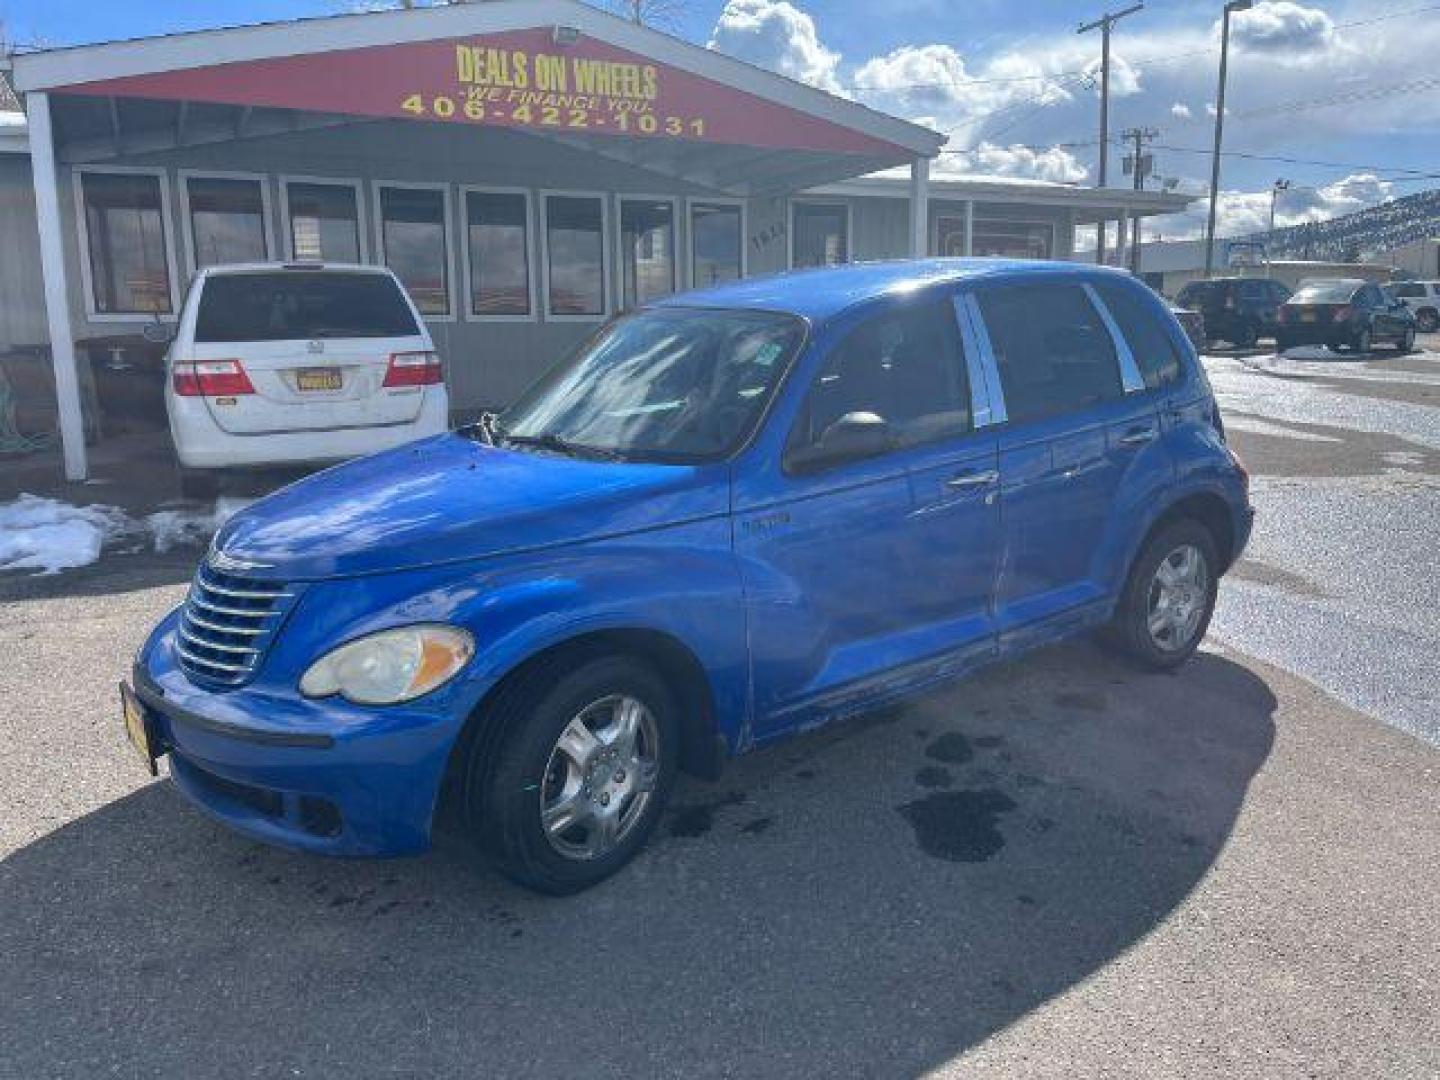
[
  {"xmin": 544, "ymin": 194, "xmax": 606, "ymax": 317},
  {"xmin": 791, "ymin": 202, "xmax": 848, "ymax": 268},
  {"xmin": 690, "ymin": 202, "xmax": 742, "ymax": 288},
  {"xmin": 378, "ymin": 185, "xmax": 451, "ymax": 317},
  {"xmin": 79, "ymin": 171, "xmax": 173, "ymax": 315},
  {"xmin": 465, "ymin": 189, "xmax": 532, "ymax": 318},
  {"xmin": 935, "ymin": 214, "xmax": 968, "ymax": 257},
  {"xmin": 185, "ymin": 176, "xmax": 268, "ymax": 270},
  {"xmin": 286, "ymin": 181, "xmax": 361, "ymax": 263},
  {"xmin": 619, "ymin": 198, "xmax": 676, "ymax": 309},
  {"xmin": 972, "ymin": 221, "xmax": 1053, "ymax": 259}
]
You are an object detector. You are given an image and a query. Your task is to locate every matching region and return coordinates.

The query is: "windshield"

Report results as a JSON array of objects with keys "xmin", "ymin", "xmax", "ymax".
[
  {"xmin": 1290, "ymin": 282, "xmax": 1360, "ymax": 304},
  {"xmin": 195, "ymin": 272, "xmax": 421, "ymax": 342},
  {"xmin": 497, "ymin": 307, "xmax": 805, "ymax": 463}
]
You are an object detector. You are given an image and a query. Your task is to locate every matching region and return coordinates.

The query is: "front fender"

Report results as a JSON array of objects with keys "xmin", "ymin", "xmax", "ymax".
[{"xmin": 276, "ymin": 517, "xmax": 750, "ymax": 750}]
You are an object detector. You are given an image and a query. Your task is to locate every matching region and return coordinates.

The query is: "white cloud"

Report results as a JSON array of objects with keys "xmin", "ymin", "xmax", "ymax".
[
  {"xmin": 707, "ymin": 0, "xmax": 842, "ymax": 94},
  {"xmin": 1146, "ymin": 172, "xmax": 1396, "ymax": 242},
  {"xmin": 1227, "ymin": 1, "xmax": 1341, "ymax": 58},
  {"xmin": 1171, "ymin": 102, "xmax": 1192, "ymax": 119},
  {"xmin": 1082, "ymin": 53, "xmax": 1142, "ymax": 97},
  {"xmin": 946, "ymin": 142, "xmax": 1089, "ymax": 184}
]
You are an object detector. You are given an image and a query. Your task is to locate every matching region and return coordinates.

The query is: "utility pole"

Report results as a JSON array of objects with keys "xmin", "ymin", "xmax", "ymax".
[
  {"xmin": 1204, "ymin": 0, "xmax": 1253, "ymax": 278},
  {"xmin": 1079, "ymin": 3, "xmax": 1143, "ymax": 267},
  {"xmin": 1122, "ymin": 126, "xmax": 1159, "ymax": 273}
]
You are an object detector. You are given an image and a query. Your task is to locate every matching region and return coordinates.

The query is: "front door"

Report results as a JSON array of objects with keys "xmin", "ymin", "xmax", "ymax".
[{"xmin": 734, "ymin": 296, "xmax": 1000, "ymax": 738}]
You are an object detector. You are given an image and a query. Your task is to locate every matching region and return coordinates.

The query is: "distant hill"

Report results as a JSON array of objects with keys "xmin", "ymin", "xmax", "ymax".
[{"xmin": 1240, "ymin": 187, "xmax": 1440, "ymax": 263}]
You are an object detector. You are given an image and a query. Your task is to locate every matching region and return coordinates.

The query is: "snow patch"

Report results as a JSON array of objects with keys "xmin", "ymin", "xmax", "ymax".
[
  {"xmin": 0, "ymin": 494, "xmax": 255, "ymax": 575},
  {"xmin": 0, "ymin": 495, "xmax": 132, "ymax": 575}
]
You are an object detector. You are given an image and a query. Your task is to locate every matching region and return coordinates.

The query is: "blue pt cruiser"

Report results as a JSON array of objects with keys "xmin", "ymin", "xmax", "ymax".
[{"xmin": 126, "ymin": 260, "xmax": 1252, "ymax": 894}]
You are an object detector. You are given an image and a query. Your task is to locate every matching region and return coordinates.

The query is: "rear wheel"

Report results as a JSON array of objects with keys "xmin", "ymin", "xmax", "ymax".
[
  {"xmin": 467, "ymin": 654, "xmax": 679, "ymax": 895},
  {"xmin": 1106, "ymin": 520, "xmax": 1219, "ymax": 671},
  {"xmin": 1397, "ymin": 327, "xmax": 1416, "ymax": 353},
  {"xmin": 1230, "ymin": 321, "xmax": 1259, "ymax": 349},
  {"xmin": 1352, "ymin": 326, "xmax": 1373, "ymax": 354}
]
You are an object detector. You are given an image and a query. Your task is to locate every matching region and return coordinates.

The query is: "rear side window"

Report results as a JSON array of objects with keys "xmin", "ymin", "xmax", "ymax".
[
  {"xmin": 791, "ymin": 298, "xmax": 970, "ymax": 455},
  {"xmin": 1093, "ymin": 280, "xmax": 1182, "ymax": 389},
  {"xmin": 1238, "ymin": 281, "xmax": 1266, "ymax": 301},
  {"xmin": 1394, "ymin": 282, "xmax": 1425, "ymax": 299},
  {"xmin": 194, "ymin": 272, "xmax": 421, "ymax": 343},
  {"xmin": 1176, "ymin": 282, "xmax": 1216, "ymax": 309},
  {"xmin": 977, "ymin": 283, "xmax": 1122, "ymax": 424}
]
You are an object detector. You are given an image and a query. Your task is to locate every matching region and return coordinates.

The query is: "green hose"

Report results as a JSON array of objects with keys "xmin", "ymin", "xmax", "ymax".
[{"xmin": 0, "ymin": 366, "xmax": 57, "ymax": 455}]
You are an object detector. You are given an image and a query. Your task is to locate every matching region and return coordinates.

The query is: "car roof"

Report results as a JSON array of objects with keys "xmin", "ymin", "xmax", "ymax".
[
  {"xmin": 200, "ymin": 261, "xmax": 393, "ymax": 277},
  {"xmin": 656, "ymin": 258, "xmax": 1135, "ymax": 322}
]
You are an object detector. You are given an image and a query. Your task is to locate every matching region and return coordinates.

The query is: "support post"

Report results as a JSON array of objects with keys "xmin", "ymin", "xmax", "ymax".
[
  {"xmin": 964, "ymin": 200, "xmax": 974, "ymax": 256},
  {"xmin": 28, "ymin": 92, "xmax": 88, "ymax": 481},
  {"xmin": 909, "ymin": 156, "xmax": 930, "ymax": 258}
]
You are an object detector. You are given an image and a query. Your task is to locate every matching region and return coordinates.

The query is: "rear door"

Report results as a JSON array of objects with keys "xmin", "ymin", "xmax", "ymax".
[
  {"xmin": 185, "ymin": 269, "xmax": 432, "ymax": 434},
  {"xmin": 972, "ymin": 278, "xmax": 1170, "ymax": 642}
]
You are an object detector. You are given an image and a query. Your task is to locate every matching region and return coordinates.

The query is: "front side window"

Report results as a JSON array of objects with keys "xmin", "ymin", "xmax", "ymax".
[
  {"xmin": 287, "ymin": 181, "xmax": 361, "ymax": 263},
  {"xmin": 466, "ymin": 190, "xmax": 531, "ymax": 317},
  {"xmin": 194, "ymin": 272, "xmax": 420, "ymax": 343},
  {"xmin": 81, "ymin": 171, "xmax": 172, "ymax": 314},
  {"xmin": 498, "ymin": 307, "xmax": 803, "ymax": 462},
  {"xmin": 977, "ymin": 283, "xmax": 1122, "ymax": 424},
  {"xmin": 691, "ymin": 202, "xmax": 742, "ymax": 287},
  {"xmin": 544, "ymin": 195, "xmax": 605, "ymax": 317},
  {"xmin": 791, "ymin": 203, "xmax": 848, "ymax": 269},
  {"xmin": 1093, "ymin": 279, "xmax": 1182, "ymax": 388},
  {"xmin": 379, "ymin": 186, "xmax": 450, "ymax": 316},
  {"xmin": 789, "ymin": 299, "xmax": 970, "ymax": 460},
  {"xmin": 619, "ymin": 199, "xmax": 676, "ymax": 309},
  {"xmin": 186, "ymin": 176, "xmax": 267, "ymax": 270}
]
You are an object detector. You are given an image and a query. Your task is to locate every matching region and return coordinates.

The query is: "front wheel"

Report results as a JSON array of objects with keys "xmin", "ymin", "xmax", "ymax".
[
  {"xmin": 467, "ymin": 654, "xmax": 680, "ymax": 895},
  {"xmin": 1230, "ymin": 322, "xmax": 1259, "ymax": 349},
  {"xmin": 1106, "ymin": 520, "xmax": 1219, "ymax": 671},
  {"xmin": 1416, "ymin": 309, "xmax": 1438, "ymax": 333}
]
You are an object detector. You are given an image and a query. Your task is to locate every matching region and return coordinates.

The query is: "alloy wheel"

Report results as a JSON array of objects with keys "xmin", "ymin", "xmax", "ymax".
[
  {"xmin": 1146, "ymin": 544, "xmax": 1209, "ymax": 653},
  {"xmin": 540, "ymin": 694, "xmax": 660, "ymax": 861}
]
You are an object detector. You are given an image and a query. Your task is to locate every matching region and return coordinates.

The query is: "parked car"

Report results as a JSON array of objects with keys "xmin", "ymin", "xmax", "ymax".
[
  {"xmin": 1276, "ymin": 279, "xmax": 1416, "ymax": 354},
  {"xmin": 124, "ymin": 260, "xmax": 1253, "ymax": 894},
  {"xmin": 163, "ymin": 263, "xmax": 449, "ymax": 497},
  {"xmin": 1169, "ymin": 303, "xmax": 1206, "ymax": 351},
  {"xmin": 1388, "ymin": 280, "xmax": 1440, "ymax": 332},
  {"xmin": 1174, "ymin": 277, "xmax": 1291, "ymax": 349}
]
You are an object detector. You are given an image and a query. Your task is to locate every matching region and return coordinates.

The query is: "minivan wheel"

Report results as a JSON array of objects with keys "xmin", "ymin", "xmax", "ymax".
[
  {"xmin": 468, "ymin": 655, "xmax": 679, "ymax": 895},
  {"xmin": 1107, "ymin": 520, "xmax": 1219, "ymax": 671}
]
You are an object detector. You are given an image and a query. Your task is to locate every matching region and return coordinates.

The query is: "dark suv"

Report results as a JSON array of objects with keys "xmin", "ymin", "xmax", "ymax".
[{"xmin": 1175, "ymin": 277, "xmax": 1292, "ymax": 348}]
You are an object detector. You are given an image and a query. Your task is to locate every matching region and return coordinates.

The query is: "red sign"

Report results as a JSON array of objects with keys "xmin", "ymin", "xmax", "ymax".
[{"xmin": 64, "ymin": 28, "xmax": 900, "ymax": 156}]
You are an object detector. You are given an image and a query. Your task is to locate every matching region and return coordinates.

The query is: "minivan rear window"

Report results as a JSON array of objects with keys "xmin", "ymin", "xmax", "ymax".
[{"xmin": 194, "ymin": 272, "xmax": 421, "ymax": 342}]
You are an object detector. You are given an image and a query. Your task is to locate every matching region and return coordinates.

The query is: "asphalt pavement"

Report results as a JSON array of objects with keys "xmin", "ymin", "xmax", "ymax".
[{"xmin": 2, "ymin": 341, "xmax": 1438, "ymax": 1077}]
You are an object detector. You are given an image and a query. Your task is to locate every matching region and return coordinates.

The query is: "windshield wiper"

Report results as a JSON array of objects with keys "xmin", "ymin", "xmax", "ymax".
[{"xmin": 501, "ymin": 431, "xmax": 627, "ymax": 462}]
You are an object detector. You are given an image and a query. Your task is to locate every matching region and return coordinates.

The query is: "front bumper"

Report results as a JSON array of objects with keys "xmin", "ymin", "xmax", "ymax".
[{"xmin": 134, "ymin": 617, "xmax": 465, "ymax": 857}]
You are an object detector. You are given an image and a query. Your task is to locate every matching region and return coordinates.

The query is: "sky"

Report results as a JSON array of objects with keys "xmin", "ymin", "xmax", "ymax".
[{"xmin": 3, "ymin": 0, "xmax": 1437, "ymax": 241}]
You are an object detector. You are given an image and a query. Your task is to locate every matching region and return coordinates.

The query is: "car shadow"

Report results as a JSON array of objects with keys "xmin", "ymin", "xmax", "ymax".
[{"xmin": 1, "ymin": 641, "xmax": 1275, "ymax": 1077}]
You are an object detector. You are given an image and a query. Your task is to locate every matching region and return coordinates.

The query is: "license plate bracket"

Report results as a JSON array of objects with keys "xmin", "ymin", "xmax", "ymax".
[
  {"xmin": 120, "ymin": 682, "xmax": 159, "ymax": 777},
  {"xmin": 295, "ymin": 368, "xmax": 343, "ymax": 392}
]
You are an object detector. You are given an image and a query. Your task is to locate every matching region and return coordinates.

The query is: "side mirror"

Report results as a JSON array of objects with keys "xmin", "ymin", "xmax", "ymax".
[
  {"xmin": 142, "ymin": 318, "xmax": 176, "ymax": 345},
  {"xmin": 789, "ymin": 411, "xmax": 893, "ymax": 472}
]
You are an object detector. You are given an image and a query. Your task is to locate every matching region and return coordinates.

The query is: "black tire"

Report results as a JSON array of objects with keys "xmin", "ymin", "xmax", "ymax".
[
  {"xmin": 1106, "ymin": 519, "xmax": 1220, "ymax": 672},
  {"xmin": 466, "ymin": 654, "xmax": 680, "ymax": 895},
  {"xmin": 178, "ymin": 468, "xmax": 221, "ymax": 501},
  {"xmin": 1352, "ymin": 326, "xmax": 1373, "ymax": 354},
  {"xmin": 1416, "ymin": 308, "xmax": 1438, "ymax": 333},
  {"xmin": 1396, "ymin": 328, "xmax": 1416, "ymax": 353},
  {"xmin": 1275, "ymin": 334, "xmax": 1293, "ymax": 353},
  {"xmin": 1230, "ymin": 321, "xmax": 1259, "ymax": 349}
]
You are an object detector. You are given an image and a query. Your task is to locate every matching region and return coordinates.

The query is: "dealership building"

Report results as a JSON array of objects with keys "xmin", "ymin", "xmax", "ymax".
[{"xmin": 0, "ymin": 0, "xmax": 1190, "ymax": 481}]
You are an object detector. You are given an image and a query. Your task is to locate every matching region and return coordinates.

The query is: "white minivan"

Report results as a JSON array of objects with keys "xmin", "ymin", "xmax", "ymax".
[{"xmin": 165, "ymin": 263, "xmax": 449, "ymax": 494}]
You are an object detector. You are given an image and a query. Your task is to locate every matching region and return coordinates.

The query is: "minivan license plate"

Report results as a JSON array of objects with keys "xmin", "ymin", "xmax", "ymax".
[{"xmin": 296, "ymin": 368, "xmax": 342, "ymax": 392}]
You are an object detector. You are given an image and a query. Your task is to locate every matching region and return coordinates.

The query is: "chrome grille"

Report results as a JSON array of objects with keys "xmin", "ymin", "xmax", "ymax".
[{"xmin": 176, "ymin": 563, "xmax": 295, "ymax": 687}]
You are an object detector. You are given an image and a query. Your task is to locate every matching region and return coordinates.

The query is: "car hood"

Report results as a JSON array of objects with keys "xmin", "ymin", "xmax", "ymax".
[{"xmin": 212, "ymin": 434, "xmax": 727, "ymax": 580}]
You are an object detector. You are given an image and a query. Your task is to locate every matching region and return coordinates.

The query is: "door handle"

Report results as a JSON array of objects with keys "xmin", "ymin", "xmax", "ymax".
[
  {"xmin": 946, "ymin": 468, "xmax": 999, "ymax": 490},
  {"xmin": 1118, "ymin": 426, "xmax": 1158, "ymax": 447}
]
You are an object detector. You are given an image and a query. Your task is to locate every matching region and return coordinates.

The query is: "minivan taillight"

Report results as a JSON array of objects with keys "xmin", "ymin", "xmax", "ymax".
[
  {"xmin": 383, "ymin": 351, "xmax": 443, "ymax": 388},
  {"xmin": 172, "ymin": 360, "xmax": 256, "ymax": 397}
]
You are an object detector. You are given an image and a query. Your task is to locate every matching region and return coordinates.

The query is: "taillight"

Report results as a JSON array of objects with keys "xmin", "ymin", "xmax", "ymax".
[
  {"xmin": 172, "ymin": 360, "xmax": 255, "ymax": 397},
  {"xmin": 383, "ymin": 351, "xmax": 443, "ymax": 388},
  {"xmin": 1277, "ymin": 307, "xmax": 1289, "ymax": 324},
  {"xmin": 1333, "ymin": 305, "xmax": 1353, "ymax": 321}
]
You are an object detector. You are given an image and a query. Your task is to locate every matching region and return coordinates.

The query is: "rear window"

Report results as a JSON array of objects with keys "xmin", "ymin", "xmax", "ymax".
[
  {"xmin": 1290, "ymin": 282, "xmax": 1359, "ymax": 304},
  {"xmin": 194, "ymin": 271, "xmax": 421, "ymax": 343},
  {"xmin": 1176, "ymin": 282, "xmax": 1219, "ymax": 307}
]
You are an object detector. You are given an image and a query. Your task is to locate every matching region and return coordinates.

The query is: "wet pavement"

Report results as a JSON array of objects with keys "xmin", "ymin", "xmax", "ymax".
[{"xmin": 1205, "ymin": 339, "xmax": 1440, "ymax": 746}]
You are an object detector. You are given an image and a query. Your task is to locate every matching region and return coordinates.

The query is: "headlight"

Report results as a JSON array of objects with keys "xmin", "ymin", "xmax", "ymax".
[{"xmin": 299, "ymin": 625, "xmax": 474, "ymax": 705}]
